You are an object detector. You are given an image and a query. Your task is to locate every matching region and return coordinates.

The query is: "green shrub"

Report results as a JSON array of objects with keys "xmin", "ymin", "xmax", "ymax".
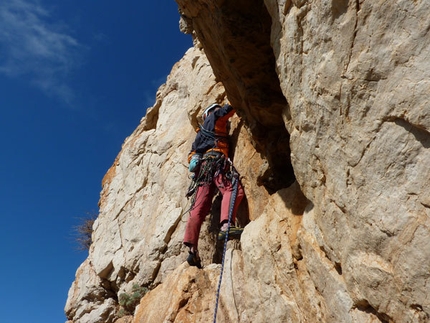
[{"xmin": 118, "ymin": 284, "xmax": 149, "ymax": 316}]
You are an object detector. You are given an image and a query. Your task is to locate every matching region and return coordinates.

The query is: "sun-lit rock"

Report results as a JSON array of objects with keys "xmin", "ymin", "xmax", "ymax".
[{"xmin": 65, "ymin": 1, "xmax": 430, "ymax": 322}]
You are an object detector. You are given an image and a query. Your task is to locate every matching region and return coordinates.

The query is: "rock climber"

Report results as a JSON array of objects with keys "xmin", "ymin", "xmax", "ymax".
[{"xmin": 184, "ymin": 102, "xmax": 245, "ymax": 268}]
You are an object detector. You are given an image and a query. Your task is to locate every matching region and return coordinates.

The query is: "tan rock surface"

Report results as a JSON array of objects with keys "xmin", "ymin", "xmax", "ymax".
[
  {"xmin": 66, "ymin": 1, "xmax": 430, "ymax": 322},
  {"xmin": 65, "ymin": 45, "xmax": 271, "ymax": 322}
]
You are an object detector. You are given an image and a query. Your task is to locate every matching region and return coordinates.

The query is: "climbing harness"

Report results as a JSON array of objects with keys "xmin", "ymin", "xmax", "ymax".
[
  {"xmin": 185, "ymin": 152, "xmax": 226, "ymax": 200},
  {"xmin": 213, "ymin": 166, "xmax": 239, "ymax": 323}
]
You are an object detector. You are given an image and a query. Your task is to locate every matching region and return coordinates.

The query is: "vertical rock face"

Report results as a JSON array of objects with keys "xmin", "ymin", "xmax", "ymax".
[
  {"xmin": 65, "ymin": 47, "xmax": 237, "ymax": 322},
  {"xmin": 268, "ymin": 1, "xmax": 430, "ymax": 322},
  {"xmin": 66, "ymin": 1, "xmax": 430, "ymax": 323}
]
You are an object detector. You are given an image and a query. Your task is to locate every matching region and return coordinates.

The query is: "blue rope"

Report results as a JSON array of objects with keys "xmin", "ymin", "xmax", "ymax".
[{"xmin": 213, "ymin": 170, "xmax": 238, "ymax": 323}]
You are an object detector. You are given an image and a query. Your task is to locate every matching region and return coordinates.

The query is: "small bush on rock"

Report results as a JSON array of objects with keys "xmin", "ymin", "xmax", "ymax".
[
  {"xmin": 74, "ymin": 212, "xmax": 97, "ymax": 251},
  {"xmin": 118, "ymin": 284, "xmax": 149, "ymax": 316}
]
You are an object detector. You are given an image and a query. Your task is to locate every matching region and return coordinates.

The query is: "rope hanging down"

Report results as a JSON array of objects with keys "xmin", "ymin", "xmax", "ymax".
[{"xmin": 212, "ymin": 169, "xmax": 239, "ymax": 323}]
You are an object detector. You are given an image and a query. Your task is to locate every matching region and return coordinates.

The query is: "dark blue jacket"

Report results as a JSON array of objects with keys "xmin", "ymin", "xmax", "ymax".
[{"xmin": 189, "ymin": 104, "xmax": 234, "ymax": 160}]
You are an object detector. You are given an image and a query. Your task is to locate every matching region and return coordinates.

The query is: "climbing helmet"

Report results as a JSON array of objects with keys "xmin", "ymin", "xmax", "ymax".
[{"xmin": 202, "ymin": 103, "xmax": 221, "ymax": 120}]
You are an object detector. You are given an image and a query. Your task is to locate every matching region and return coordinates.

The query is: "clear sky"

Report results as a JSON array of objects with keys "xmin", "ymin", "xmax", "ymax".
[{"xmin": 0, "ymin": 1, "xmax": 192, "ymax": 322}]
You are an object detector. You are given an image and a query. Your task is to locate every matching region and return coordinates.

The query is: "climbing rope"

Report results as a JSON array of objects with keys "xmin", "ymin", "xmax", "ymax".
[{"xmin": 213, "ymin": 168, "xmax": 239, "ymax": 323}]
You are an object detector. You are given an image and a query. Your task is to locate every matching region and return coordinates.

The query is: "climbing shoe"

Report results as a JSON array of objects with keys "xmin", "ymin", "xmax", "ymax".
[
  {"xmin": 217, "ymin": 226, "xmax": 244, "ymax": 241},
  {"xmin": 186, "ymin": 251, "xmax": 202, "ymax": 269}
]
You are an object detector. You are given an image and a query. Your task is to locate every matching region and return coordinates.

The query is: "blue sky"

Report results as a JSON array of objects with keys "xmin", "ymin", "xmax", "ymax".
[{"xmin": 0, "ymin": 1, "xmax": 191, "ymax": 322}]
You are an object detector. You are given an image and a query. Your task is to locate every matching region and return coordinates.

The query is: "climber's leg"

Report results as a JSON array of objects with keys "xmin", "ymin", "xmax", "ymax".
[
  {"xmin": 215, "ymin": 174, "xmax": 244, "ymax": 226},
  {"xmin": 183, "ymin": 183, "xmax": 216, "ymax": 249}
]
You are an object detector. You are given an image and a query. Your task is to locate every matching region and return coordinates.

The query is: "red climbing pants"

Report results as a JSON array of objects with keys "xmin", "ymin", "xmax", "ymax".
[{"xmin": 183, "ymin": 173, "xmax": 244, "ymax": 249}]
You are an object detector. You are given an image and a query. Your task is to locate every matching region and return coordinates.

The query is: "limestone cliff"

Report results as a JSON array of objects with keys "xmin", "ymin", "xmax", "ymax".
[{"xmin": 65, "ymin": 1, "xmax": 430, "ymax": 322}]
